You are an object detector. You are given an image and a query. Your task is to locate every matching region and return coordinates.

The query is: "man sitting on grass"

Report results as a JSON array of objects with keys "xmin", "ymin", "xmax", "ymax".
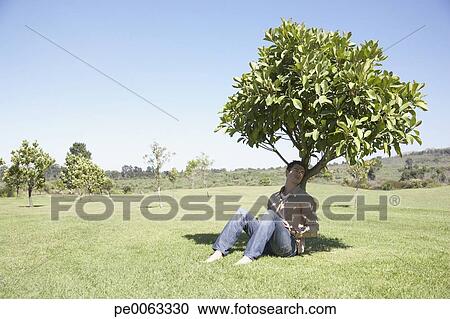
[{"xmin": 205, "ymin": 161, "xmax": 318, "ymax": 265}]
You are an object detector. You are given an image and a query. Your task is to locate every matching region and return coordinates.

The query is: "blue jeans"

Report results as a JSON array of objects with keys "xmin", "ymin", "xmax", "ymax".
[{"xmin": 212, "ymin": 207, "xmax": 297, "ymax": 259}]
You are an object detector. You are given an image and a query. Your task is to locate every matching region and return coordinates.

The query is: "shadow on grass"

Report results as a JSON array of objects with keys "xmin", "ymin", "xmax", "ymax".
[
  {"xmin": 18, "ymin": 205, "xmax": 45, "ymax": 208},
  {"xmin": 303, "ymin": 235, "xmax": 351, "ymax": 255},
  {"xmin": 183, "ymin": 233, "xmax": 350, "ymax": 255}
]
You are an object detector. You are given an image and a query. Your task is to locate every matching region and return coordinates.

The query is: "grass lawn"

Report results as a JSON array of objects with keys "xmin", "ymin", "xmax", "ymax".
[{"xmin": 0, "ymin": 184, "xmax": 449, "ymax": 298}]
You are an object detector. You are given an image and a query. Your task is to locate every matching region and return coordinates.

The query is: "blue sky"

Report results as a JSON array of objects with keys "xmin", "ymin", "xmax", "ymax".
[{"xmin": 0, "ymin": 0, "xmax": 449, "ymax": 170}]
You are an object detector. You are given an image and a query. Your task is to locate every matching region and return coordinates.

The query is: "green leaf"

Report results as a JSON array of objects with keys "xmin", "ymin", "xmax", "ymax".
[
  {"xmin": 367, "ymin": 89, "xmax": 377, "ymax": 100},
  {"xmin": 354, "ymin": 138, "xmax": 360, "ymax": 151},
  {"xmin": 318, "ymin": 95, "xmax": 331, "ymax": 105},
  {"xmin": 307, "ymin": 117, "xmax": 316, "ymax": 125},
  {"xmin": 415, "ymin": 101, "xmax": 428, "ymax": 111},
  {"xmin": 292, "ymin": 99, "xmax": 302, "ymax": 110},
  {"xmin": 265, "ymin": 95, "xmax": 274, "ymax": 106},
  {"xmin": 394, "ymin": 143, "xmax": 402, "ymax": 156},
  {"xmin": 353, "ymin": 96, "xmax": 360, "ymax": 105},
  {"xmin": 312, "ymin": 129, "xmax": 319, "ymax": 141},
  {"xmin": 315, "ymin": 83, "xmax": 321, "ymax": 95}
]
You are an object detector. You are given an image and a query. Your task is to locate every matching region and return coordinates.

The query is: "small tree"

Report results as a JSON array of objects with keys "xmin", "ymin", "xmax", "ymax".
[
  {"xmin": 143, "ymin": 142, "xmax": 174, "ymax": 206},
  {"xmin": 196, "ymin": 153, "xmax": 214, "ymax": 197},
  {"xmin": 60, "ymin": 154, "xmax": 107, "ymax": 195},
  {"xmin": 347, "ymin": 163, "xmax": 369, "ymax": 190},
  {"xmin": 167, "ymin": 167, "xmax": 179, "ymax": 189},
  {"xmin": 216, "ymin": 20, "xmax": 427, "ymax": 191},
  {"xmin": 347, "ymin": 162, "xmax": 370, "ymax": 207},
  {"xmin": 367, "ymin": 157, "xmax": 382, "ymax": 181},
  {"xmin": 69, "ymin": 142, "xmax": 92, "ymax": 159},
  {"xmin": 185, "ymin": 159, "xmax": 199, "ymax": 188},
  {"xmin": 102, "ymin": 178, "xmax": 115, "ymax": 195},
  {"xmin": 7, "ymin": 140, "xmax": 54, "ymax": 207},
  {"xmin": 4, "ymin": 164, "xmax": 25, "ymax": 197},
  {"xmin": 0, "ymin": 158, "xmax": 4, "ymax": 166}
]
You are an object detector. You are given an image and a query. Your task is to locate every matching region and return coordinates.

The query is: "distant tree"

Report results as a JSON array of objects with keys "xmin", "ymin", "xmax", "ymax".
[
  {"xmin": 405, "ymin": 158, "xmax": 413, "ymax": 170},
  {"xmin": 122, "ymin": 185, "xmax": 132, "ymax": 194},
  {"xmin": 3, "ymin": 164, "xmax": 24, "ymax": 197},
  {"xmin": 102, "ymin": 178, "xmax": 115, "ymax": 195},
  {"xmin": 399, "ymin": 159, "xmax": 427, "ymax": 181},
  {"xmin": 196, "ymin": 153, "xmax": 214, "ymax": 197},
  {"xmin": 347, "ymin": 163, "xmax": 369, "ymax": 190},
  {"xmin": 60, "ymin": 154, "xmax": 107, "ymax": 195},
  {"xmin": 185, "ymin": 159, "xmax": 199, "ymax": 188},
  {"xmin": 216, "ymin": 19, "xmax": 427, "ymax": 191},
  {"xmin": 69, "ymin": 142, "xmax": 92, "ymax": 159},
  {"xmin": 105, "ymin": 170, "xmax": 121, "ymax": 179},
  {"xmin": 6, "ymin": 140, "xmax": 54, "ymax": 206},
  {"xmin": 367, "ymin": 157, "xmax": 383, "ymax": 181},
  {"xmin": 121, "ymin": 165, "xmax": 133, "ymax": 179},
  {"xmin": 143, "ymin": 142, "xmax": 174, "ymax": 206},
  {"xmin": 0, "ymin": 158, "xmax": 5, "ymax": 181},
  {"xmin": 431, "ymin": 168, "xmax": 447, "ymax": 184},
  {"xmin": 168, "ymin": 168, "xmax": 179, "ymax": 189},
  {"xmin": 45, "ymin": 163, "xmax": 62, "ymax": 180}
]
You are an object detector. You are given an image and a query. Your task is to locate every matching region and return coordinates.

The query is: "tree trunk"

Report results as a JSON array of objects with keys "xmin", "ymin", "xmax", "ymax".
[
  {"xmin": 203, "ymin": 175, "xmax": 209, "ymax": 197},
  {"xmin": 158, "ymin": 186, "xmax": 162, "ymax": 208},
  {"xmin": 298, "ymin": 176, "xmax": 309, "ymax": 192},
  {"xmin": 28, "ymin": 188, "xmax": 33, "ymax": 207}
]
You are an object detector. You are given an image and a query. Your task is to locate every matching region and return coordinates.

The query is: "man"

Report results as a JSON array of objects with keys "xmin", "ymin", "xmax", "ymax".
[{"xmin": 205, "ymin": 161, "xmax": 319, "ymax": 265}]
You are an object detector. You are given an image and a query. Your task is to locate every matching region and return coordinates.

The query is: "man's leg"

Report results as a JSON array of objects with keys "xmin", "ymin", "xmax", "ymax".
[
  {"xmin": 242, "ymin": 209, "xmax": 280, "ymax": 260},
  {"xmin": 211, "ymin": 207, "xmax": 259, "ymax": 256},
  {"xmin": 266, "ymin": 212, "xmax": 297, "ymax": 257}
]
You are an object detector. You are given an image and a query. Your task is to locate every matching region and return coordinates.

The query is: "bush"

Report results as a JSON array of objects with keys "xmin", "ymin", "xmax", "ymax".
[
  {"xmin": 0, "ymin": 184, "xmax": 15, "ymax": 197},
  {"xmin": 258, "ymin": 176, "xmax": 271, "ymax": 186},
  {"xmin": 381, "ymin": 181, "xmax": 393, "ymax": 191},
  {"xmin": 380, "ymin": 180, "xmax": 403, "ymax": 190},
  {"xmin": 122, "ymin": 185, "xmax": 133, "ymax": 194},
  {"xmin": 399, "ymin": 178, "xmax": 437, "ymax": 189}
]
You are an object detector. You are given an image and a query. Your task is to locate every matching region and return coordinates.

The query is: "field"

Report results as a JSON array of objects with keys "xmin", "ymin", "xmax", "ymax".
[{"xmin": 0, "ymin": 184, "xmax": 449, "ymax": 298}]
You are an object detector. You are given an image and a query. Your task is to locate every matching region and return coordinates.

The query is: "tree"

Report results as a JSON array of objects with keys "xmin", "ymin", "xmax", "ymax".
[
  {"xmin": 196, "ymin": 153, "xmax": 214, "ymax": 197},
  {"xmin": 185, "ymin": 159, "xmax": 199, "ymax": 188},
  {"xmin": 143, "ymin": 142, "xmax": 174, "ymax": 206},
  {"xmin": 45, "ymin": 163, "xmax": 62, "ymax": 180},
  {"xmin": 347, "ymin": 163, "xmax": 369, "ymax": 190},
  {"xmin": 216, "ymin": 20, "xmax": 427, "ymax": 191},
  {"xmin": 0, "ymin": 158, "xmax": 5, "ymax": 181},
  {"xmin": 367, "ymin": 157, "xmax": 382, "ymax": 181},
  {"xmin": 60, "ymin": 154, "xmax": 107, "ymax": 195},
  {"xmin": 68, "ymin": 142, "xmax": 92, "ymax": 159},
  {"xmin": 3, "ymin": 164, "xmax": 24, "ymax": 197},
  {"xmin": 399, "ymin": 159, "xmax": 427, "ymax": 181},
  {"xmin": 167, "ymin": 167, "xmax": 179, "ymax": 189},
  {"xmin": 6, "ymin": 140, "xmax": 54, "ymax": 206},
  {"xmin": 102, "ymin": 178, "xmax": 115, "ymax": 195}
]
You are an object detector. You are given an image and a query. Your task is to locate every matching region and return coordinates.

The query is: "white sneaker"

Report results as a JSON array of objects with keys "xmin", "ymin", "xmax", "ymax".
[
  {"xmin": 205, "ymin": 250, "xmax": 223, "ymax": 263},
  {"xmin": 234, "ymin": 256, "xmax": 253, "ymax": 265}
]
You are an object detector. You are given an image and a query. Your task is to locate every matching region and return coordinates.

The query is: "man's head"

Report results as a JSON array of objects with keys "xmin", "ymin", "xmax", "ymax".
[{"xmin": 285, "ymin": 160, "xmax": 305, "ymax": 185}]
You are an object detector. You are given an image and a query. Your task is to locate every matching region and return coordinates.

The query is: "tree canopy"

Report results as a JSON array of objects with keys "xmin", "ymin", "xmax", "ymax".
[
  {"xmin": 68, "ymin": 142, "xmax": 92, "ymax": 160},
  {"xmin": 5, "ymin": 140, "xmax": 54, "ymax": 206},
  {"xmin": 216, "ymin": 20, "xmax": 427, "ymax": 189}
]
